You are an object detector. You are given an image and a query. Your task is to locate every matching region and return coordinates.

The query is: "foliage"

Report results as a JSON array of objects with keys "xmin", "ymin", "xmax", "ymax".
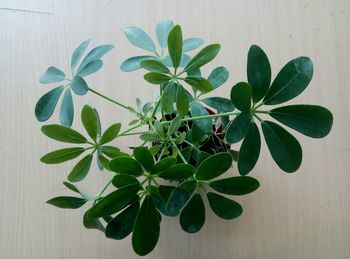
[{"xmin": 35, "ymin": 21, "xmax": 333, "ymax": 256}]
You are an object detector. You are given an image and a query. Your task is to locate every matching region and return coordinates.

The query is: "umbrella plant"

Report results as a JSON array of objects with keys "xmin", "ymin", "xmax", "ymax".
[{"xmin": 35, "ymin": 20, "xmax": 333, "ymax": 256}]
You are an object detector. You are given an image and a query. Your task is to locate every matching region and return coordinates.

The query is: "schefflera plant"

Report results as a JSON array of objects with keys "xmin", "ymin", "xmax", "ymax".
[{"xmin": 36, "ymin": 20, "xmax": 333, "ymax": 256}]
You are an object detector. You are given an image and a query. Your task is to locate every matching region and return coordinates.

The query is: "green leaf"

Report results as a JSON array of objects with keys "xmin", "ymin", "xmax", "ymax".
[
  {"xmin": 59, "ymin": 89, "xmax": 74, "ymax": 127},
  {"xmin": 100, "ymin": 146, "xmax": 123, "ymax": 158},
  {"xmin": 184, "ymin": 44, "xmax": 221, "ymax": 72},
  {"xmin": 151, "ymin": 157, "xmax": 177, "ymax": 174},
  {"xmin": 207, "ymin": 192, "xmax": 242, "ymax": 219},
  {"xmin": 153, "ymin": 120, "xmax": 165, "ymax": 138},
  {"xmin": 71, "ymin": 39, "xmax": 90, "ymax": 71},
  {"xmin": 71, "ymin": 76, "xmax": 88, "ymax": 95},
  {"xmin": 269, "ymin": 105, "xmax": 333, "ymax": 138},
  {"xmin": 100, "ymin": 123, "xmax": 121, "ymax": 144},
  {"xmin": 124, "ymin": 27, "xmax": 156, "ymax": 52},
  {"xmin": 139, "ymin": 132, "xmax": 162, "ymax": 142},
  {"xmin": 184, "ymin": 76, "xmax": 213, "ymax": 93},
  {"xmin": 67, "ymin": 154, "xmax": 93, "ymax": 182},
  {"xmin": 112, "ymin": 174, "xmax": 140, "ymax": 188},
  {"xmin": 47, "ymin": 196, "xmax": 86, "ymax": 209},
  {"xmin": 141, "ymin": 60, "xmax": 171, "ymax": 74},
  {"xmin": 163, "ymin": 54, "xmax": 191, "ymax": 67},
  {"xmin": 83, "ymin": 211, "xmax": 105, "ymax": 232},
  {"xmin": 158, "ymin": 164, "xmax": 195, "ymax": 180},
  {"xmin": 167, "ymin": 25, "xmax": 183, "ymax": 68},
  {"xmin": 87, "ymin": 184, "xmax": 140, "ymax": 218},
  {"xmin": 156, "ymin": 20, "xmax": 174, "ymax": 48},
  {"xmin": 208, "ymin": 66, "xmax": 229, "ymax": 89},
  {"xmin": 183, "ymin": 38, "xmax": 204, "ymax": 52},
  {"xmin": 144, "ymin": 72, "xmax": 171, "ymax": 84},
  {"xmin": 209, "ymin": 176, "xmax": 260, "ymax": 195},
  {"xmin": 120, "ymin": 56, "xmax": 156, "ymax": 72},
  {"xmin": 161, "ymin": 82, "xmax": 177, "ymax": 113},
  {"xmin": 81, "ymin": 105, "xmax": 99, "ymax": 141},
  {"xmin": 63, "ymin": 181, "xmax": 80, "ymax": 193},
  {"xmin": 166, "ymin": 180, "xmax": 197, "ymax": 216},
  {"xmin": 202, "ymin": 97, "xmax": 234, "ymax": 112},
  {"xmin": 180, "ymin": 193, "xmax": 205, "ymax": 233},
  {"xmin": 247, "ymin": 45, "xmax": 271, "ymax": 103},
  {"xmin": 35, "ymin": 86, "xmax": 64, "ymax": 122},
  {"xmin": 109, "ymin": 157, "xmax": 143, "ymax": 176},
  {"xmin": 39, "ymin": 67, "xmax": 66, "ymax": 84},
  {"xmin": 195, "ymin": 151, "xmax": 211, "ymax": 166},
  {"xmin": 106, "ymin": 202, "xmax": 140, "ymax": 240},
  {"xmin": 195, "ymin": 152, "xmax": 233, "ymax": 180},
  {"xmin": 176, "ymin": 85, "xmax": 190, "ymax": 116},
  {"xmin": 230, "ymin": 82, "xmax": 252, "ymax": 112},
  {"xmin": 237, "ymin": 122, "xmax": 261, "ymax": 175},
  {"xmin": 261, "ymin": 120, "xmax": 302, "ymax": 173},
  {"xmin": 263, "ymin": 57, "xmax": 313, "ymax": 105},
  {"xmin": 41, "ymin": 124, "xmax": 87, "ymax": 143},
  {"xmin": 190, "ymin": 101, "xmax": 212, "ymax": 134},
  {"xmin": 77, "ymin": 59, "xmax": 103, "ymax": 77},
  {"xmin": 132, "ymin": 196, "xmax": 160, "ymax": 256},
  {"xmin": 40, "ymin": 147, "xmax": 85, "ymax": 164},
  {"xmin": 225, "ymin": 112, "xmax": 251, "ymax": 144},
  {"xmin": 133, "ymin": 147, "xmax": 154, "ymax": 171},
  {"xmin": 167, "ymin": 116, "xmax": 182, "ymax": 135},
  {"xmin": 77, "ymin": 44, "xmax": 114, "ymax": 72}
]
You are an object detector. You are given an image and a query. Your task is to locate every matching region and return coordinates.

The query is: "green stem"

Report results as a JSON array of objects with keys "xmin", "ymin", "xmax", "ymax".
[
  {"xmin": 254, "ymin": 110, "xmax": 270, "ymax": 114},
  {"xmin": 118, "ymin": 131, "xmax": 148, "ymax": 137},
  {"xmin": 171, "ymin": 142, "xmax": 187, "ymax": 164},
  {"xmin": 253, "ymin": 101, "xmax": 265, "ymax": 110},
  {"xmin": 118, "ymin": 124, "xmax": 143, "ymax": 136},
  {"xmin": 93, "ymin": 179, "xmax": 113, "ymax": 205},
  {"xmin": 151, "ymin": 98, "xmax": 161, "ymax": 118},
  {"xmin": 253, "ymin": 113, "xmax": 263, "ymax": 123},
  {"xmin": 162, "ymin": 110, "xmax": 241, "ymax": 124}
]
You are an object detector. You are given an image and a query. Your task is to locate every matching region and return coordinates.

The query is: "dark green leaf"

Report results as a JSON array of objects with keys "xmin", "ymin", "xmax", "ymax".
[
  {"xmin": 81, "ymin": 105, "xmax": 99, "ymax": 141},
  {"xmin": 176, "ymin": 85, "xmax": 190, "ymax": 116},
  {"xmin": 261, "ymin": 120, "xmax": 302, "ymax": 172},
  {"xmin": 132, "ymin": 196, "xmax": 160, "ymax": 256},
  {"xmin": 120, "ymin": 56, "xmax": 156, "ymax": 72},
  {"xmin": 112, "ymin": 174, "xmax": 140, "ymax": 188},
  {"xmin": 40, "ymin": 147, "xmax": 85, "ymax": 164},
  {"xmin": 59, "ymin": 89, "xmax": 74, "ymax": 127},
  {"xmin": 263, "ymin": 57, "xmax": 313, "ymax": 105},
  {"xmin": 77, "ymin": 59, "xmax": 103, "ymax": 77},
  {"xmin": 144, "ymin": 72, "xmax": 171, "ymax": 84},
  {"xmin": 180, "ymin": 193, "xmax": 205, "ymax": 233},
  {"xmin": 167, "ymin": 116, "xmax": 182, "ymax": 135},
  {"xmin": 151, "ymin": 157, "xmax": 177, "ymax": 174},
  {"xmin": 106, "ymin": 202, "xmax": 140, "ymax": 240},
  {"xmin": 133, "ymin": 147, "xmax": 154, "ymax": 171},
  {"xmin": 161, "ymin": 82, "xmax": 177, "ymax": 113},
  {"xmin": 202, "ymin": 97, "xmax": 234, "ymax": 112},
  {"xmin": 195, "ymin": 152, "xmax": 233, "ymax": 180},
  {"xmin": 100, "ymin": 146, "xmax": 123, "ymax": 158},
  {"xmin": 209, "ymin": 176, "xmax": 260, "ymax": 195},
  {"xmin": 184, "ymin": 44, "xmax": 221, "ymax": 72},
  {"xmin": 166, "ymin": 180, "xmax": 197, "ymax": 216},
  {"xmin": 156, "ymin": 20, "xmax": 174, "ymax": 48},
  {"xmin": 83, "ymin": 211, "xmax": 105, "ymax": 232},
  {"xmin": 71, "ymin": 76, "xmax": 88, "ymax": 95},
  {"xmin": 158, "ymin": 164, "xmax": 195, "ymax": 180},
  {"xmin": 230, "ymin": 82, "xmax": 252, "ymax": 112},
  {"xmin": 225, "ymin": 112, "xmax": 252, "ymax": 144},
  {"xmin": 41, "ymin": 124, "xmax": 87, "ymax": 143},
  {"xmin": 208, "ymin": 66, "xmax": 229, "ymax": 89},
  {"xmin": 109, "ymin": 157, "xmax": 143, "ymax": 176},
  {"xmin": 63, "ymin": 181, "xmax": 80, "ymax": 194},
  {"xmin": 195, "ymin": 151, "xmax": 211, "ymax": 166},
  {"xmin": 87, "ymin": 184, "xmax": 140, "ymax": 218},
  {"xmin": 207, "ymin": 192, "xmax": 242, "ymax": 219},
  {"xmin": 100, "ymin": 123, "xmax": 121, "ymax": 144},
  {"xmin": 77, "ymin": 44, "xmax": 113, "ymax": 72},
  {"xmin": 163, "ymin": 54, "xmax": 191, "ymax": 67},
  {"xmin": 141, "ymin": 60, "xmax": 171, "ymax": 74},
  {"xmin": 124, "ymin": 27, "xmax": 156, "ymax": 52},
  {"xmin": 68, "ymin": 154, "xmax": 93, "ymax": 182},
  {"xmin": 247, "ymin": 45, "xmax": 271, "ymax": 103},
  {"xmin": 39, "ymin": 67, "xmax": 66, "ymax": 84},
  {"xmin": 139, "ymin": 132, "xmax": 162, "ymax": 142},
  {"xmin": 35, "ymin": 86, "xmax": 64, "ymax": 122},
  {"xmin": 183, "ymin": 38, "xmax": 204, "ymax": 52},
  {"xmin": 237, "ymin": 122, "xmax": 261, "ymax": 175},
  {"xmin": 167, "ymin": 25, "xmax": 183, "ymax": 68},
  {"xmin": 47, "ymin": 196, "xmax": 86, "ymax": 209},
  {"xmin": 149, "ymin": 185, "xmax": 174, "ymax": 216},
  {"xmin": 190, "ymin": 101, "xmax": 212, "ymax": 134},
  {"xmin": 184, "ymin": 76, "xmax": 213, "ymax": 93},
  {"xmin": 269, "ymin": 105, "xmax": 333, "ymax": 138},
  {"xmin": 71, "ymin": 39, "xmax": 90, "ymax": 71}
]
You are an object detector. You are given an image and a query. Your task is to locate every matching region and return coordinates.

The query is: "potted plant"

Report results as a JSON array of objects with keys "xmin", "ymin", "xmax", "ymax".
[{"xmin": 35, "ymin": 20, "xmax": 333, "ymax": 256}]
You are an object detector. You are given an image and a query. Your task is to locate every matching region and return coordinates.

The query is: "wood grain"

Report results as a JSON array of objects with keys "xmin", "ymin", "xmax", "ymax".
[{"xmin": 0, "ymin": 0, "xmax": 349, "ymax": 258}]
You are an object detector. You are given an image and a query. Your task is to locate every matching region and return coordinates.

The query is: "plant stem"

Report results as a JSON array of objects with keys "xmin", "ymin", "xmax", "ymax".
[
  {"xmin": 162, "ymin": 110, "xmax": 241, "ymax": 124},
  {"xmin": 93, "ymin": 179, "xmax": 113, "ymax": 205},
  {"xmin": 254, "ymin": 110, "xmax": 271, "ymax": 114},
  {"xmin": 118, "ymin": 124, "xmax": 143, "ymax": 137},
  {"xmin": 118, "ymin": 131, "xmax": 148, "ymax": 137},
  {"xmin": 171, "ymin": 142, "xmax": 187, "ymax": 164}
]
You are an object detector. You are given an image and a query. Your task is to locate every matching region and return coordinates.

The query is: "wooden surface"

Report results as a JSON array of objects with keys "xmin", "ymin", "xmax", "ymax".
[{"xmin": 0, "ymin": 0, "xmax": 349, "ymax": 258}]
